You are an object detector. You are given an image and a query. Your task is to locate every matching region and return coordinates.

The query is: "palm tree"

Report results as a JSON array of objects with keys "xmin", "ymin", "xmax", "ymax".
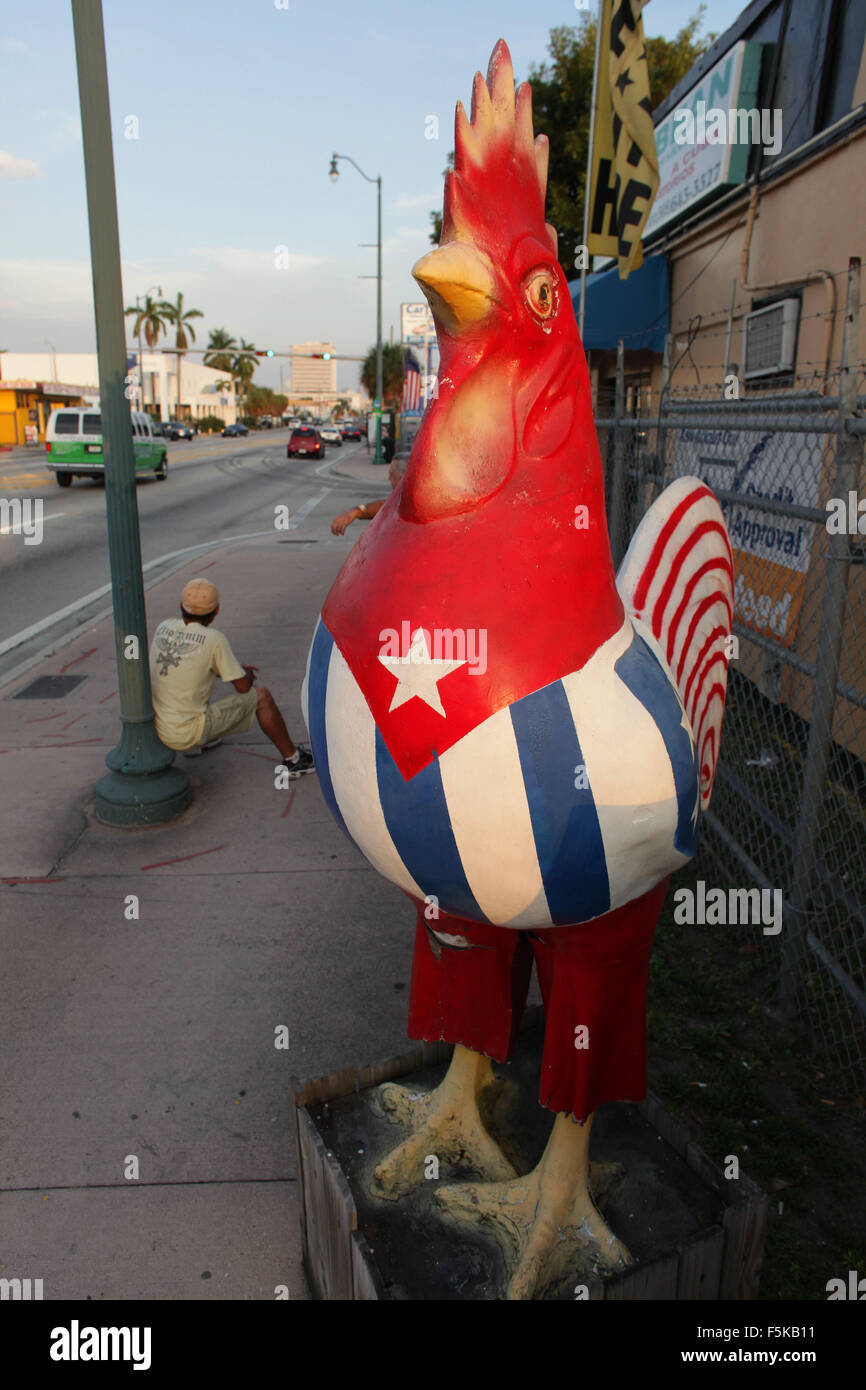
[
  {"xmin": 205, "ymin": 329, "xmax": 241, "ymax": 420},
  {"xmin": 162, "ymin": 292, "xmax": 203, "ymax": 420},
  {"xmin": 361, "ymin": 343, "xmax": 405, "ymax": 406},
  {"xmin": 232, "ymin": 338, "xmax": 257, "ymax": 418},
  {"xmin": 124, "ymin": 294, "xmax": 172, "ymax": 408},
  {"xmin": 203, "ymin": 328, "xmax": 237, "ymax": 374}
]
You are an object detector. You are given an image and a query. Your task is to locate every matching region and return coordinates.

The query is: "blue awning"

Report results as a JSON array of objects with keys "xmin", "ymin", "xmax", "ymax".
[{"xmin": 569, "ymin": 254, "xmax": 669, "ymax": 352}]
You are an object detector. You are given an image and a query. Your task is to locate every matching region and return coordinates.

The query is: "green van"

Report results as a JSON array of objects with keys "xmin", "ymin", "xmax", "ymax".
[{"xmin": 45, "ymin": 407, "xmax": 168, "ymax": 487}]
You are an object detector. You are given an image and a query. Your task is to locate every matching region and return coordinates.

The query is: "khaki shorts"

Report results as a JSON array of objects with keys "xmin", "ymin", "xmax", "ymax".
[{"xmin": 199, "ymin": 688, "xmax": 258, "ymax": 744}]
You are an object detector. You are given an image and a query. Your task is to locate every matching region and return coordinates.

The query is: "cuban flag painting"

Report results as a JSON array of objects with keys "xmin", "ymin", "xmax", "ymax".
[{"xmin": 302, "ymin": 611, "xmax": 700, "ymax": 931}]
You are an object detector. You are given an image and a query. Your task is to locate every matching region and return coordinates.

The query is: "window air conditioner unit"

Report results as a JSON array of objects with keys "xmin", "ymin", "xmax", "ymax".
[{"xmin": 741, "ymin": 298, "xmax": 800, "ymax": 379}]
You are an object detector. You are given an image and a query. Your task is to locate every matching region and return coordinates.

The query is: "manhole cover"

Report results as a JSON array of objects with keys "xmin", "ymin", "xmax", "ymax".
[{"xmin": 12, "ymin": 674, "xmax": 88, "ymax": 699}]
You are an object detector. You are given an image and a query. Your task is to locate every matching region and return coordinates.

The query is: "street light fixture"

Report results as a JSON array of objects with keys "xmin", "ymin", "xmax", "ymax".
[
  {"xmin": 44, "ymin": 339, "xmax": 58, "ymax": 382},
  {"xmin": 329, "ymin": 152, "xmax": 383, "ymax": 467}
]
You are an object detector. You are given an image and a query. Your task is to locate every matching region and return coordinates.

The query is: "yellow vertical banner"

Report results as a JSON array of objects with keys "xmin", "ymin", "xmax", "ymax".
[{"xmin": 587, "ymin": 0, "xmax": 659, "ymax": 279}]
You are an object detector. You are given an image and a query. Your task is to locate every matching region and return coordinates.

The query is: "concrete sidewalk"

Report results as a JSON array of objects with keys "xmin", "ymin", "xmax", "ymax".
[
  {"xmin": 326, "ymin": 449, "xmax": 392, "ymax": 486},
  {"xmin": 0, "ymin": 525, "xmax": 416, "ymax": 1300}
]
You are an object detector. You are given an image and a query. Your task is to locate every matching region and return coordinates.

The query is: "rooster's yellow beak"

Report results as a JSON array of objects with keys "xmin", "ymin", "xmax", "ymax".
[{"xmin": 412, "ymin": 243, "xmax": 498, "ymax": 334}]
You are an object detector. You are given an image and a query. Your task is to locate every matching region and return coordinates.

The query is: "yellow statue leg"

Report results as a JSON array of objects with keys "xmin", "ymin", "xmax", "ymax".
[
  {"xmin": 435, "ymin": 1111, "xmax": 632, "ymax": 1299},
  {"xmin": 371, "ymin": 1044, "xmax": 516, "ymax": 1201}
]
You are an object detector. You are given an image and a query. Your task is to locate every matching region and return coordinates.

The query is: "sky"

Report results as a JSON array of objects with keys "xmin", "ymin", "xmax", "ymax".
[{"xmin": 0, "ymin": 0, "xmax": 747, "ymax": 394}]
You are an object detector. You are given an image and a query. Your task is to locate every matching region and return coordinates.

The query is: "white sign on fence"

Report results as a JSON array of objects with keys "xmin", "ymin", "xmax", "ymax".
[{"xmin": 675, "ymin": 426, "xmax": 824, "ymax": 646}]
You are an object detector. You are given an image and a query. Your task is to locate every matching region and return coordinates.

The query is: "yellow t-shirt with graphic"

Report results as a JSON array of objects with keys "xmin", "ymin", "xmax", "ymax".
[{"xmin": 149, "ymin": 618, "xmax": 245, "ymax": 750}]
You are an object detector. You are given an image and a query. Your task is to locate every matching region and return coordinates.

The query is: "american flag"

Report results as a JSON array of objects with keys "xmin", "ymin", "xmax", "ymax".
[{"xmin": 400, "ymin": 349, "xmax": 423, "ymax": 411}]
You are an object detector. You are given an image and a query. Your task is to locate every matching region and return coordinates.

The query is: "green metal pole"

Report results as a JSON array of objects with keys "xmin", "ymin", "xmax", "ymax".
[{"xmin": 71, "ymin": 0, "xmax": 190, "ymax": 825}]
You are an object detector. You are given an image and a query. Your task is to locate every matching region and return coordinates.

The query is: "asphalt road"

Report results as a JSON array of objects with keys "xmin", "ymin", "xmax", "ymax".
[{"xmin": 0, "ymin": 428, "xmax": 383, "ymax": 684}]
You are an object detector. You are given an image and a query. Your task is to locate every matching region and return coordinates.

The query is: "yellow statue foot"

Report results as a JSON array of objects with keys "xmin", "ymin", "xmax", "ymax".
[
  {"xmin": 435, "ymin": 1112, "xmax": 632, "ymax": 1299},
  {"xmin": 371, "ymin": 1044, "xmax": 516, "ymax": 1201}
]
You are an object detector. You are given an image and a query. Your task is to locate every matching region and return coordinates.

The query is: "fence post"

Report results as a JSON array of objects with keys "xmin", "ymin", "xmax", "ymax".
[
  {"xmin": 654, "ymin": 331, "xmax": 673, "ymax": 497},
  {"xmin": 779, "ymin": 257, "xmax": 861, "ymax": 1019},
  {"xmin": 609, "ymin": 339, "xmax": 627, "ymax": 567}
]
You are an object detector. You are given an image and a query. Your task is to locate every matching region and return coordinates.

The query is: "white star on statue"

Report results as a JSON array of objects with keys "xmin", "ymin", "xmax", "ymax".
[{"xmin": 378, "ymin": 627, "xmax": 466, "ymax": 717}]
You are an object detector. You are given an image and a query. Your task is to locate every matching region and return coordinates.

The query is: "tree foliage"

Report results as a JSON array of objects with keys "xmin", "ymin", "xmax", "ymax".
[
  {"xmin": 428, "ymin": 8, "xmax": 713, "ymax": 273},
  {"xmin": 245, "ymin": 384, "xmax": 288, "ymax": 420},
  {"xmin": 124, "ymin": 294, "xmax": 172, "ymax": 350},
  {"xmin": 203, "ymin": 328, "xmax": 237, "ymax": 374},
  {"xmin": 162, "ymin": 292, "xmax": 203, "ymax": 352},
  {"xmin": 360, "ymin": 343, "xmax": 406, "ymax": 405},
  {"xmin": 529, "ymin": 7, "xmax": 713, "ymax": 275}
]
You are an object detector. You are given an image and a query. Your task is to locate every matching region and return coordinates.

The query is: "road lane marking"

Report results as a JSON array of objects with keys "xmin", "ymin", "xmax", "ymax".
[
  {"xmin": 0, "ymin": 511, "xmax": 65, "ymax": 535},
  {"xmin": 0, "ymin": 472, "xmax": 50, "ymax": 489},
  {"xmin": 0, "ymin": 487, "xmax": 333, "ymax": 659}
]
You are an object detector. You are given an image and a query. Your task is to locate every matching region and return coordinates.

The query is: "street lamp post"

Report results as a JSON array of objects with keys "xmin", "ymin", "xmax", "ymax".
[
  {"xmin": 134, "ymin": 284, "xmax": 162, "ymax": 413},
  {"xmin": 44, "ymin": 339, "xmax": 58, "ymax": 383},
  {"xmin": 72, "ymin": 0, "xmax": 190, "ymax": 826},
  {"xmin": 329, "ymin": 153, "xmax": 383, "ymax": 467}
]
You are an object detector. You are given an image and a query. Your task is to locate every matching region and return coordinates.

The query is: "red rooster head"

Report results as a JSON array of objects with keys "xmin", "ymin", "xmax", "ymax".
[{"xmin": 404, "ymin": 38, "xmax": 595, "ymax": 524}]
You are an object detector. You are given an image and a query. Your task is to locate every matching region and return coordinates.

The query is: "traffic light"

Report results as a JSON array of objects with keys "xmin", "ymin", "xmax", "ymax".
[
  {"xmin": 255, "ymin": 349, "xmax": 275, "ymax": 358},
  {"xmin": 311, "ymin": 351, "xmax": 333, "ymax": 360}
]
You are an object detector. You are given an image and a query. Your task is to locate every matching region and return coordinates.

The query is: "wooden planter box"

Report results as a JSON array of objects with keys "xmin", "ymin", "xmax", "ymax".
[{"xmin": 292, "ymin": 1028, "xmax": 766, "ymax": 1302}]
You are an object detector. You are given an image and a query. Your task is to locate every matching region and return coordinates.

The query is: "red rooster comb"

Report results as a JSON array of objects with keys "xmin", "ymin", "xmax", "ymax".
[{"xmin": 441, "ymin": 38, "xmax": 557, "ymax": 258}]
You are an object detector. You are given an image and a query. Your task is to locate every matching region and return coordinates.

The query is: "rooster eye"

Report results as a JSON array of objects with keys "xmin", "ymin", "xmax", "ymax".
[{"xmin": 523, "ymin": 270, "xmax": 557, "ymax": 321}]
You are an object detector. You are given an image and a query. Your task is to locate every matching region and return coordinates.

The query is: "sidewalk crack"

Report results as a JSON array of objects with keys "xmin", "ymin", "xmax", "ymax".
[{"xmin": 48, "ymin": 819, "xmax": 89, "ymax": 878}]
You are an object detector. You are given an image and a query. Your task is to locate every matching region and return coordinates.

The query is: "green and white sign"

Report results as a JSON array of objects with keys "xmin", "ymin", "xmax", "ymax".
[{"xmin": 645, "ymin": 41, "xmax": 764, "ymax": 237}]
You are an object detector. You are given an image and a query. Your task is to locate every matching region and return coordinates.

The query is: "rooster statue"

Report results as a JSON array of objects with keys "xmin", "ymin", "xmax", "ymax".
[{"xmin": 303, "ymin": 39, "xmax": 733, "ymax": 1299}]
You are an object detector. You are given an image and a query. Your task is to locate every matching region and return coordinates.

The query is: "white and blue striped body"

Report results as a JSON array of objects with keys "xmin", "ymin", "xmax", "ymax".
[{"xmin": 302, "ymin": 614, "xmax": 700, "ymax": 930}]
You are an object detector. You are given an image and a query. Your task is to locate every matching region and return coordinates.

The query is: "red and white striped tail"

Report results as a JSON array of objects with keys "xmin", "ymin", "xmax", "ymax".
[{"xmin": 617, "ymin": 477, "xmax": 734, "ymax": 810}]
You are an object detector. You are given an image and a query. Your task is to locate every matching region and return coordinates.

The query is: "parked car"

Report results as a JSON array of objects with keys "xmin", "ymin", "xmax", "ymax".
[
  {"xmin": 164, "ymin": 420, "xmax": 196, "ymax": 440},
  {"xmin": 340, "ymin": 424, "xmax": 362, "ymax": 441},
  {"xmin": 287, "ymin": 426, "xmax": 325, "ymax": 459},
  {"xmin": 45, "ymin": 408, "xmax": 167, "ymax": 485},
  {"xmin": 318, "ymin": 425, "xmax": 342, "ymax": 446},
  {"xmin": 222, "ymin": 423, "xmax": 249, "ymax": 437}
]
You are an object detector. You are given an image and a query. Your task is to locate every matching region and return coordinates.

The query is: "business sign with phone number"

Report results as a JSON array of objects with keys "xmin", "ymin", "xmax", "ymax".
[
  {"xmin": 649, "ymin": 158, "xmax": 723, "ymax": 229},
  {"xmin": 644, "ymin": 40, "xmax": 761, "ymax": 237}
]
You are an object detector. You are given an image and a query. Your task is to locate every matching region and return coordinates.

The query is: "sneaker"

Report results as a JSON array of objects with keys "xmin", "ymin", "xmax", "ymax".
[
  {"xmin": 284, "ymin": 748, "xmax": 316, "ymax": 779},
  {"xmin": 184, "ymin": 739, "xmax": 223, "ymax": 758}
]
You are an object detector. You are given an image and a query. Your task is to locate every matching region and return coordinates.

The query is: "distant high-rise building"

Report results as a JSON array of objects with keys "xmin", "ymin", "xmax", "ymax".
[{"xmin": 290, "ymin": 342, "xmax": 337, "ymax": 398}]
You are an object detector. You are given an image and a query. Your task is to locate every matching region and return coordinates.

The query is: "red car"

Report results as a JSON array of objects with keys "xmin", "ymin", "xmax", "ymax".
[{"xmin": 287, "ymin": 427, "xmax": 325, "ymax": 459}]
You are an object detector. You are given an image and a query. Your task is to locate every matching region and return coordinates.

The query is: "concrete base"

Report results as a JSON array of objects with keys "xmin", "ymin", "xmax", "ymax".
[
  {"xmin": 94, "ymin": 766, "xmax": 192, "ymax": 825},
  {"xmin": 296, "ymin": 1020, "xmax": 767, "ymax": 1301}
]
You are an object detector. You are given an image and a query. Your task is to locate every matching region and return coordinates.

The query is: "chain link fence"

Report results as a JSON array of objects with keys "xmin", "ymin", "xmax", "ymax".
[{"xmin": 597, "ymin": 261, "xmax": 866, "ymax": 1093}]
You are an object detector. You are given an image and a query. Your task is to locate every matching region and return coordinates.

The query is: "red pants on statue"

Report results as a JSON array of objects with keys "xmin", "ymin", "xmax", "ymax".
[{"xmin": 406, "ymin": 879, "xmax": 670, "ymax": 1122}]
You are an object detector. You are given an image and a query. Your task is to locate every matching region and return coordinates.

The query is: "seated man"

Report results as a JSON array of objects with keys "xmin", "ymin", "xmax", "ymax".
[{"xmin": 149, "ymin": 578, "xmax": 315, "ymax": 778}]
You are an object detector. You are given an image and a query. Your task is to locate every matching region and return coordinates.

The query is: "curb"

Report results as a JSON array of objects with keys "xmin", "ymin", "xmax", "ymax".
[{"xmin": 0, "ymin": 530, "xmax": 290, "ymax": 697}]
